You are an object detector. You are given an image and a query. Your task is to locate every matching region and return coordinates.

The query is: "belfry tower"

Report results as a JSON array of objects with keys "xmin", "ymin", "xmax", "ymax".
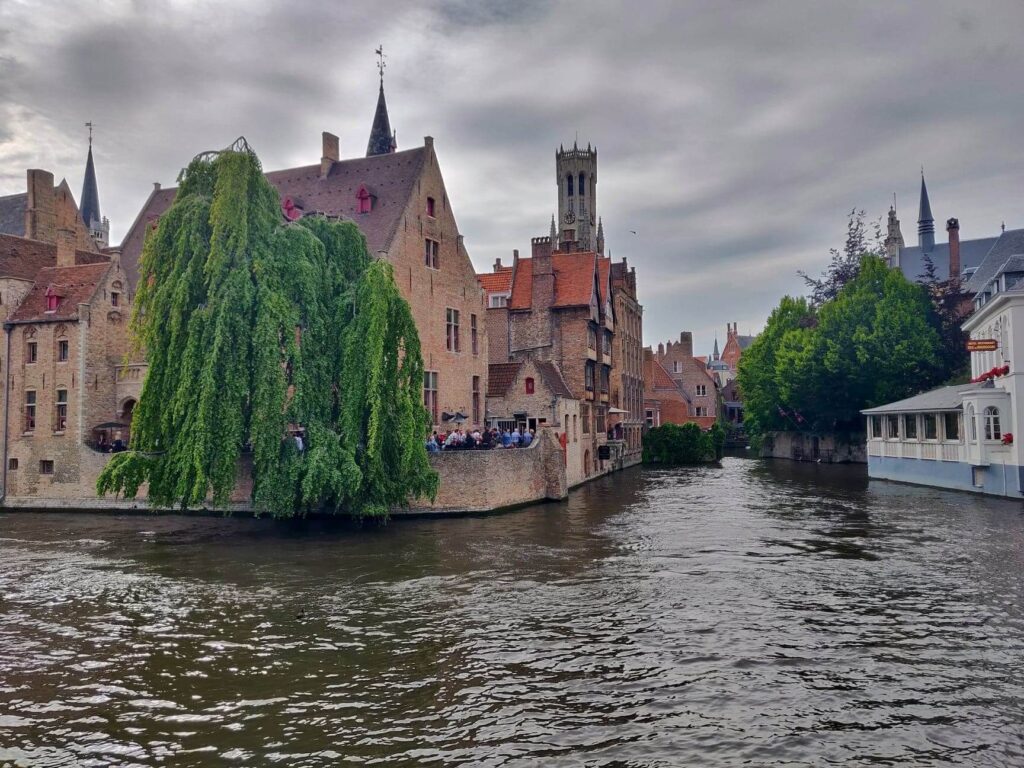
[{"xmin": 556, "ymin": 141, "xmax": 599, "ymax": 252}]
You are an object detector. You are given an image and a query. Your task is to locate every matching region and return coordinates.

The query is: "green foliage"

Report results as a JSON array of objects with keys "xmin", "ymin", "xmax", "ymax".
[
  {"xmin": 798, "ymin": 208, "xmax": 885, "ymax": 306},
  {"xmin": 97, "ymin": 147, "xmax": 437, "ymax": 516},
  {"xmin": 739, "ymin": 257, "xmax": 945, "ymax": 438},
  {"xmin": 642, "ymin": 423, "xmax": 722, "ymax": 464}
]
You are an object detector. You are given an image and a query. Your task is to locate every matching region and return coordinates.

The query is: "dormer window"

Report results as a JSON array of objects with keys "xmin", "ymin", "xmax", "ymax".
[
  {"xmin": 426, "ymin": 197, "xmax": 436, "ymax": 217},
  {"xmin": 44, "ymin": 286, "xmax": 60, "ymax": 313},
  {"xmin": 356, "ymin": 184, "xmax": 374, "ymax": 214}
]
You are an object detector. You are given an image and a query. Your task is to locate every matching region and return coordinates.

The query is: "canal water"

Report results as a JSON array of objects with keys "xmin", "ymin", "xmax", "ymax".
[{"xmin": 1, "ymin": 457, "xmax": 1023, "ymax": 766}]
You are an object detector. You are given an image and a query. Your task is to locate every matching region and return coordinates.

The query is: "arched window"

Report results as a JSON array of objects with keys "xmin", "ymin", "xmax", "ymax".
[
  {"xmin": 578, "ymin": 172, "xmax": 585, "ymax": 197},
  {"xmin": 967, "ymin": 404, "xmax": 977, "ymax": 442},
  {"xmin": 984, "ymin": 406, "xmax": 1001, "ymax": 440},
  {"xmin": 566, "ymin": 174, "xmax": 574, "ymax": 197}
]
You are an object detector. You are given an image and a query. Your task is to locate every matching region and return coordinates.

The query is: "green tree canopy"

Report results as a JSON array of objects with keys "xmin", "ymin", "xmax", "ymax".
[
  {"xmin": 97, "ymin": 144, "xmax": 437, "ymax": 516},
  {"xmin": 739, "ymin": 257, "xmax": 944, "ymax": 436}
]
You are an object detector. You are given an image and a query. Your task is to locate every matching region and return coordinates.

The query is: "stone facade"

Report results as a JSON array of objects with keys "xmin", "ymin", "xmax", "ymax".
[
  {"xmin": 4, "ymin": 257, "xmax": 136, "ymax": 501},
  {"xmin": 408, "ymin": 427, "xmax": 567, "ymax": 514},
  {"xmin": 655, "ymin": 332, "xmax": 718, "ymax": 420}
]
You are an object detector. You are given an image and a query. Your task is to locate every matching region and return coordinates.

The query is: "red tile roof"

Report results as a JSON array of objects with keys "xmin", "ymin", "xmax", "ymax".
[
  {"xmin": 509, "ymin": 251, "xmax": 608, "ymax": 311},
  {"xmin": 487, "ymin": 362, "xmax": 522, "ymax": 397},
  {"xmin": 9, "ymin": 262, "xmax": 111, "ymax": 323},
  {"xmin": 477, "ymin": 266, "xmax": 512, "ymax": 295},
  {"xmin": 119, "ymin": 147, "xmax": 429, "ymax": 290}
]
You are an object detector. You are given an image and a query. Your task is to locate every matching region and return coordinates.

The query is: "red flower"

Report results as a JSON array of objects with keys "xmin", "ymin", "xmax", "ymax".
[{"xmin": 1002, "ymin": 433, "xmax": 1014, "ymax": 445}]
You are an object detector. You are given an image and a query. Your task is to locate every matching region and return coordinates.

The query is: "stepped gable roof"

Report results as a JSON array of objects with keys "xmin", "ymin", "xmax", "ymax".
[
  {"xmin": 0, "ymin": 192, "xmax": 26, "ymax": 237},
  {"xmin": 119, "ymin": 146, "xmax": 429, "ymax": 289},
  {"xmin": 534, "ymin": 360, "xmax": 574, "ymax": 399},
  {"xmin": 487, "ymin": 362, "xmax": 522, "ymax": 398},
  {"xmin": 965, "ymin": 228, "xmax": 1024, "ymax": 295},
  {"xmin": 508, "ymin": 251, "xmax": 607, "ymax": 310},
  {"xmin": 9, "ymin": 261, "xmax": 111, "ymax": 323},
  {"xmin": 898, "ymin": 237, "xmax": 999, "ymax": 284},
  {"xmin": 0, "ymin": 233, "xmax": 107, "ymax": 281},
  {"xmin": 478, "ymin": 266, "xmax": 512, "ymax": 295},
  {"xmin": 861, "ymin": 384, "xmax": 967, "ymax": 415}
]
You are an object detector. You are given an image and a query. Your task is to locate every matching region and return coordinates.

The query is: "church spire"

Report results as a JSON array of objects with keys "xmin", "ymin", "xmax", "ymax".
[
  {"xmin": 366, "ymin": 45, "xmax": 397, "ymax": 157},
  {"xmin": 80, "ymin": 122, "xmax": 100, "ymax": 230},
  {"xmin": 713, "ymin": 337, "xmax": 720, "ymax": 361},
  {"xmin": 550, "ymin": 213, "xmax": 557, "ymax": 242},
  {"xmin": 918, "ymin": 170, "xmax": 935, "ymax": 252}
]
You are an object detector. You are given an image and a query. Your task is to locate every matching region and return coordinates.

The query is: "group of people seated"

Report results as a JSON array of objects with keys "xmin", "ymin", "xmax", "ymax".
[{"xmin": 426, "ymin": 426, "xmax": 535, "ymax": 452}]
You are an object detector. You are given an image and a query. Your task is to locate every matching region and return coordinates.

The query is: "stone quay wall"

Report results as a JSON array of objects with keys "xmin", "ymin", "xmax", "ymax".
[
  {"xmin": 759, "ymin": 431, "xmax": 867, "ymax": 464},
  {"xmin": 3, "ymin": 428, "xmax": 570, "ymax": 515},
  {"xmin": 405, "ymin": 426, "xmax": 568, "ymax": 514}
]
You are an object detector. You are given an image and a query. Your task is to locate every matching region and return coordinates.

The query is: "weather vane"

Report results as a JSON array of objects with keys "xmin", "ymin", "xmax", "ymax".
[
  {"xmin": 375, "ymin": 44, "xmax": 387, "ymax": 84},
  {"xmin": 85, "ymin": 121, "xmax": 93, "ymax": 147}
]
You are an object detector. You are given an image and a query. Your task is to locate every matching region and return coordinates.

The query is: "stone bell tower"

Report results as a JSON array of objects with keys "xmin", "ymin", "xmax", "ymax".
[{"xmin": 556, "ymin": 140, "xmax": 598, "ymax": 252}]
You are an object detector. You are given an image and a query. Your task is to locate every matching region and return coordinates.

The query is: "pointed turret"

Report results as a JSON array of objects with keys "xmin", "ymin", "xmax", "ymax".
[
  {"xmin": 366, "ymin": 81, "xmax": 397, "ymax": 157},
  {"xmin": 549, "ymin": 213, "xmax": 557, "ymax": 242},
  {"xmin": 596, "ymin": 216, "xmax": 605, "ymax": 255},
  {"xmin": 918, "ymin": 172, "xmax": 935, "ymax": 252},
  {"xmin": 713, "ymin": 337, "xmax": 720, "ymax": 361},
  {"xmin": 80, "ymin": 145, "xmax": 100, "ymax": 231},
  {"xmin": 79, "ymin": 125, "xmax": 109, "ymax": 247}
]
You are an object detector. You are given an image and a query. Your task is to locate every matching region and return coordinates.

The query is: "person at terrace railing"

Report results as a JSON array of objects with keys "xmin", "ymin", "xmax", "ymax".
[{"xmin": 521, "ymin": 429, "xmax": 534, "ymax": 448}]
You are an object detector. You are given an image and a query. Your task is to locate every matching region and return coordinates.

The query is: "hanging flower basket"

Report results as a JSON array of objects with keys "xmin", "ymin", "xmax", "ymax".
[{"xmin": 1002, "ymin": 433, "xmax": 1014, "ymax": 446}]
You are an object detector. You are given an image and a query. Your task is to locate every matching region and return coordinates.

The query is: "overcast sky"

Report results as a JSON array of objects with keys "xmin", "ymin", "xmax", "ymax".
[{"xmin": 1, "ymin": 0, "xmax": 1022, "ymax": 354}]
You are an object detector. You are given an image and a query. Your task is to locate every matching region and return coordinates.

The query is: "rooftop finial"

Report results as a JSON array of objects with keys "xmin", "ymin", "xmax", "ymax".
[
  {"xmin": 375, "ymin": 44, "xmax": 386, "ymax": 86},
  {"xmin": 85, "ymin": 121, "xmax": 93, "ymax": 148}
]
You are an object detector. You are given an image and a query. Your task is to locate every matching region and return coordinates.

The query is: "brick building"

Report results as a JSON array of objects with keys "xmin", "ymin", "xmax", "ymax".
[
  {"xmin": 503, "ymin": 236, "xmax": 612, "ymax": 479},
  {"xmin": 720, "ymin": 322, "xmax": 756, "ymax": 373},
  {"xmin": 655, "ymin": 332, "xmax": 718, "ymax": 420},
  {"xmin": 119, "ymin": 75, "xmax": 487, "ymax": 433},
  {"xmin": 609, "ymin": 258, "xmax": 643, "ymax": 465},
  {"xmin": 478, "ymin": 256, "xmax": 513, "ymax": 364},
  {"xmin": 643, "ymin": 349, "xmax": 692, "ymax": 429},
  {"xmin": 0, "ymin": 143, "xmax": 142, "ymax": 503}
]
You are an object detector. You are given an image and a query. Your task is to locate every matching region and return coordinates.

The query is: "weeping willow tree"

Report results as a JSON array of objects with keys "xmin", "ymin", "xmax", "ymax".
[{"xmin": 97, "ymin": 140, "xmax": 437, "ymax": 517}]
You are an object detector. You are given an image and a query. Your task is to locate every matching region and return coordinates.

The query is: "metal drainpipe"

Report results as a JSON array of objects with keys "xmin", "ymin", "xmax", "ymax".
[{"xmin": 1, "ymin": 323, "xmax": 12, "ymax": 503}]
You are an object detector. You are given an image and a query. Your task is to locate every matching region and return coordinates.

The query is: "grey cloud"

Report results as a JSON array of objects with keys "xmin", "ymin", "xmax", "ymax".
[{"xmin": 0, "ymin": 0, "xmax": 1022, "ymax": 354}]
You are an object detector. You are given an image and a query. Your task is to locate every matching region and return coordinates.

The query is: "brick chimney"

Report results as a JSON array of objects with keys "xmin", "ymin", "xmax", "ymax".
[
  {"xmin": 947, "ymin": 218, "xmax": 960, "ymax": 279},
  {"xmin": 56, "ymin": 227, "xmax": 77, "ymax": 268},
  {"xmin": 25, "ymin": 169, "xmax": 56, "ymax": 243},
  {"xmin": 321, "ymin": 132, "xmax": 339, "ymax": 178},
  {"xmin": 493, "ymin": 257, "xmax": 503, "ymax": 271},
  {"xmin": 679, "ymin": 331, "xmax": 694, "ymax": 359},
  {"xmin": 530, "ymin": 237, "xmax": 555, "ymax": 312}
]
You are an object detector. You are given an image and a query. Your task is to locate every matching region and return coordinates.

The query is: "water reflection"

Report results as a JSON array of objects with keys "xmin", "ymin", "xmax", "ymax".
[{"xmin": 1, "ymin": 458, "xmax": 1023, "ymax": 766}]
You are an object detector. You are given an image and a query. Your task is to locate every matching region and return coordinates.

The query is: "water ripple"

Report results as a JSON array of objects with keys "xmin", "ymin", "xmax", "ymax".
[{"xmin": 0, "ymin": 459, "xmax": 1023, "ymax": 766}]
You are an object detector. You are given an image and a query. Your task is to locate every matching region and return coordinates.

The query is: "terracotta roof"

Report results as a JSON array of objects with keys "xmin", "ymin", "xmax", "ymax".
[
  {"xmin": 0, "ymin": 233, "xmax": 108, "ymax": 281},
  {"xmin": 534, "ymin": 360, "xmax": 574, "ymax": 399},
  {"xmin": 119, "ymin": 147, "xmax": 429, "ymax": 290},
  {"xmin": 0, "ymin": 193, "xmax": 26, "ymax": 237},
  {"xmin": 478, "ymin": 266, "xmax": 512, "ymax": 295},
  {"xmin": 487, "ymin": 362, "xmax": 522, "ymax": 397},
  {"xmin": 8, "ymin": 262, "xmax": 111, "ymax": 323},
  {"xmin": 509, "ymin": 251, "xmax": 607, "ymax": 311}
]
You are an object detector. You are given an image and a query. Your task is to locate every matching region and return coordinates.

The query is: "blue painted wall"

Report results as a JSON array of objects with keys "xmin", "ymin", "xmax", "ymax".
[{"xmin": 868, "ymin": 456, "xmax": 1024, "ymax": 497}]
